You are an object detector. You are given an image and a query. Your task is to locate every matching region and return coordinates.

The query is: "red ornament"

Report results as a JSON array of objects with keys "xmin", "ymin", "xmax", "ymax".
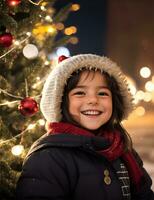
[
  {"xmin": 58, "ymin": 55, "xmax": 68, "ymax": 63},
  {"xmin": 18, "ymin": 97, "xmax": 39, "ymax": 116},
  {"xmin": 6, "ymin": 0, "xmax": 21, "ymax": 6},
  {"xmin": 0, "ymin": 33, "xmax": 13, "ymax": 47}
]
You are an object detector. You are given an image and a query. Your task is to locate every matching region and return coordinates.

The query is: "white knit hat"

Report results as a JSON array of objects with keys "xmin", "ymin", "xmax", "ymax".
[{"xmin": 40, "ymin": 54, "xmax": 134, "ymax": 122}]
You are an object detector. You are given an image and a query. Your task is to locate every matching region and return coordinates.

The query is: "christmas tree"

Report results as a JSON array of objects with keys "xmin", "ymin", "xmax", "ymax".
[{"xmin": 0, "ymin": 0, "xmax": 79, "ymax": 199}]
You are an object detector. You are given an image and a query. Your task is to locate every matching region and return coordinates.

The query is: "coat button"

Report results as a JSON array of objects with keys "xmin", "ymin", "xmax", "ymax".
[{"xmin": 104, "ymin": 169, "xmax": 111, "ymax": 185}]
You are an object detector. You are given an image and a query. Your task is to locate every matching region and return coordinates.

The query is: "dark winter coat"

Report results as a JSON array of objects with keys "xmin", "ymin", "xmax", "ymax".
[{"xmin": 16, "ymin": 133, "xmax": 154, "ymax": 200}]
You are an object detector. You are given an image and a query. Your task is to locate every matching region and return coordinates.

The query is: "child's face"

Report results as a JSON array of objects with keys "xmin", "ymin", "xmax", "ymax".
[{"xmin": 68, "ymin": 70, "xmax": 113, "ymax": 130}]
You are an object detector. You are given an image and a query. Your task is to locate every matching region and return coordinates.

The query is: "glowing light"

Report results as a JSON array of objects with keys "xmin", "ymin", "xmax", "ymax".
[
  {"xmin": 135, "ymin": 106, "xmax": 145, "ymax": 116},
  {"xmin": 143, "ymin": 92, "xmax": 152, "ymax": 102},
  {"xmin": 32, "ymin": 81, "xmax": 42, "ymax": 89},
  {"xmin": 135, "ymin": 90, "xmax": 145, "ymax": 100},
  {"xmin": 38, "ymin": 119, "xmax": 45, "ymax": 126},
  {"xmin": 26, "ymin": 32, "xmax": 31, "ymax": 36},
  {"xmin": 7, "ymin": 0, "xmax": 21, "ymax": 6},
  {"xmin": 64, "ymin": 26, "xmax": 77, "ymax": 35},
  {"xmin": 69, "ymin": 37, "xmax": 79, "ymax": 44},
  {"xmin": 11, "ymin": 145, "xmax": 24, "ymax": 156},
  {"xmin": 40, "ymin": 6, "xmax": 46, "ymax": 11},
  {"xmin": 71, "ymin": 4, "xmax": 80, "ymax": 11},
  {"xmin": 23, "ymin": 44, "xmax": 38, "ymax": 59},
  {"xmin": 14, "ymin": 40, "xmax": 20, "ymax": 45},
  {"xmin": 27, "ymin": 124, "xmax": 36, "ymax": 130},
  {"xmin": 140, "ymin": 67, "xmax": 151, "ymax": 78},
  {"xmin": 145, "ymin": 81, "xmax": 154, "ymax": 92},
  {"xmin": 56, "ymin": 23, "xmax": 64, "ymax": 30},
  {"xmin": 56, "ymin": 46, "xmax": 70, "ymax": 57},
  {"xmin": 45, "ymin": 15, "xmax": 52, "ymax": 22},
  {"xmin": 47, "ymin": 26, "xmax": 56, "ymax": 33},
  {"xmin": 44, "ymin": 60, "xmax": 50, "ymax": 65},
  {"xmin": 36, "ymin": 77, "xmax": 40, "ymax": 80}
]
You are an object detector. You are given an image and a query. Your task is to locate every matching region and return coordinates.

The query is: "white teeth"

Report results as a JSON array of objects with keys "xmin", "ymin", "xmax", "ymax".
[{"xmin": 82, "ymin": 110, "xmax": 101, "ymax": 115}]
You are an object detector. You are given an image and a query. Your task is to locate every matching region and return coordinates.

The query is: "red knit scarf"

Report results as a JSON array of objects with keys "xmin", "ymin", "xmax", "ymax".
[{"xmin": 48, "ymin": 122, "xmax": 143, "ymax": 190}]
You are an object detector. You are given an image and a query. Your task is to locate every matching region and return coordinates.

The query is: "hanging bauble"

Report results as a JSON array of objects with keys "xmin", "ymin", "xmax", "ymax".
[
  {"xmin": 6, "ymin": 0, "xmax": 21, "ymax": 6},
  {"xmin": 23, "ymin": 44, "xmax": 39, "ymax": 59},
  {"xmin": 18, "ymin": 97, "xmax": 39, "ymax": 116},
  {"xmin": 58, "ymin": 55, "xmax": 68, "ymax": 63},
  {"xmin": 0, "ymin": 33, "xmax": 13, "ymax": 47}
]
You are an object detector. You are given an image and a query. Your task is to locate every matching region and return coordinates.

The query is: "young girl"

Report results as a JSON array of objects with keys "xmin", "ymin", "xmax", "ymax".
[{"xmin": 16, "ymin": 54, "xmax": 154, "ymax": 200}]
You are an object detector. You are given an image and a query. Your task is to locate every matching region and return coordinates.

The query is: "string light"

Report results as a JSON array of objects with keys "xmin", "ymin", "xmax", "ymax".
[
  {"xmin": 26, "ymin": 32, "xmax": 31, "ymax": 36},
  {"xmin": 27, "ymin": 124, "xmax": 36, "ymax": 130},
  {"xmin": 44, "ymin": 60, "xmax": 50, "ymax": 65},
  {"xmin": 11, "ymin": 145, "xmax": 24, "ymax": 156},
  {"xmin": 71, "ymin": 4, "xmax": 80, "ymax": 11},
  {"xmin": 36, "ymin": 77, "xmax": 40, "ymax": 80},
  {"xmin": 69, "ymin": 36, "xmax": 79, "ymax": 44},
  {"xmin": 14, "ymin": 40, "xmax": 20, "ymax": 46},
  {"xmin": 145, "ymin": 81, "xmax": 154, "ymax": 92},
  {"xmin": 38, "ymin": 119, "xmax": 45, "ymax": 126},
  {"xmin": 135, "ymin": 90, "xmax": 145, "ymax": 101},
  {"xmin": 55, "ymin": 23, "xmax": 64, "ymax": 30},
  {"xmin": 140, "ymin": 66, "xmax": 151, "ymax": 78},
  {"xmin": 64, "ymin": 26, "xmax": 77, "ymax": 35},
  {"xmin": 40, "ymin": 5, "xmax": 46, "ymax": 11},
  {"xmin": 143, "ymin": 92, "xmax": 152, "ymax": 102},
  {"xmin": 135, "ymin": 106, "xmax": 145, "ymax": 116},
  {"xmin": 45, "ymin": 15, "xmax": 52, "ymax": 22}
]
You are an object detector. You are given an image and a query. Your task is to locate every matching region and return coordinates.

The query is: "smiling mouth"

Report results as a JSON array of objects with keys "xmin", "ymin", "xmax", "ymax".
[{"xmin": 81, "ymin": 110, "xmax": 102, "ymax": 116}]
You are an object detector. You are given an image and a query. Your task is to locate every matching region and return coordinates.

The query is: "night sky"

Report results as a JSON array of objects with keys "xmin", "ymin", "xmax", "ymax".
[{"xmin": 55, "ymin": 0, "xmax": 107, "ymax": 56}]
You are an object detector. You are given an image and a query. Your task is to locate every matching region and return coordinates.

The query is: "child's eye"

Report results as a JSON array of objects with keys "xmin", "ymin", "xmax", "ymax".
[
  {"xmin": 98, "ymin": 91, "xmax": 109, "ymax": 96},
  {"xmin": 73, "ymin": 91, "xmax": 85, "ymax": 96}
]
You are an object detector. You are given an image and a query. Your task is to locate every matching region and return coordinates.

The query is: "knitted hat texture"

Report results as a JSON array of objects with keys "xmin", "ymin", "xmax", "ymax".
[{"xmin": 40, "ymin": 54, "xmax": 134, "ymax": 122}]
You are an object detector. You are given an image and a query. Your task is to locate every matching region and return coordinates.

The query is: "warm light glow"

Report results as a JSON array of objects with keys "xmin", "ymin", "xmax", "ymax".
[
  {"xmin": 135, "ymin": 90, "xmax": 145, "ymax": 100},
  {"xmin": 40, "ymin": 6, "xmax": 46, "ymax": 11},
  {"xmin": 56, "ymin": 23, "xmax": 64, "ymax": 30},
  {"xmin": 143, "ymin": 92, "xmax": 152, "ymax": 102},
  {"xmin": 44, "ymin": 60, "xmax": 50, "ymax": 65},
  {"xmin": 64, "ymin": 26, "xmax": 77, "ymax": 35},
  {"xmin": 135, "ymin": 106, "xmax": 145, "ymax": 116},
  {"xmin": 71, "ymin": 4, "xmax": 80, "ymax": 11},
  {"xmin": 14, "ymin": 40, "xmax": 20, "ymax": 45},
  {"xmin": 8, "ymin": 0, "xmax": 21, "ymax": 6},
  {"xmin": 69, "ymin": 37, "xmax": 79, "ymax": 44},
  {"xmin": 47, "ymin": 26, "xmax": 56, "ymax": 33},
  {"xmin": 36, "ymin": 77, "xmax": 40, "ymax": 80},
  {"xmin": 140, "ymin": 67, "xmax": 151, "ymax": 78},
  {"xmin": 145, "ymin": 81, "xmax": 154, "ymax": 92},
  {"xmin": 11, "ymin": 145, "xmax": 24, "ymax": 156},
  {"xmin": 27, "ymin": 124, "xmax": 36, "ymax": 130},
  {"xmin": 45, "ymin": 15, "xmax": 52, "ymax": 22},
  {"xmin": 26, "ymin": 32, "xmax": 31, "ymax": 36},
  {"xmin": 38, "ymin": 119, "xmax": 45, "ymax": 126}
]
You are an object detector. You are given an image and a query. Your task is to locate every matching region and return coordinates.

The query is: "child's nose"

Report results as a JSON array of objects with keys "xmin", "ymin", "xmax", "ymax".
[{"xmin": 87, "ymin": 94, "xmax": 98, "ymax": 105}]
